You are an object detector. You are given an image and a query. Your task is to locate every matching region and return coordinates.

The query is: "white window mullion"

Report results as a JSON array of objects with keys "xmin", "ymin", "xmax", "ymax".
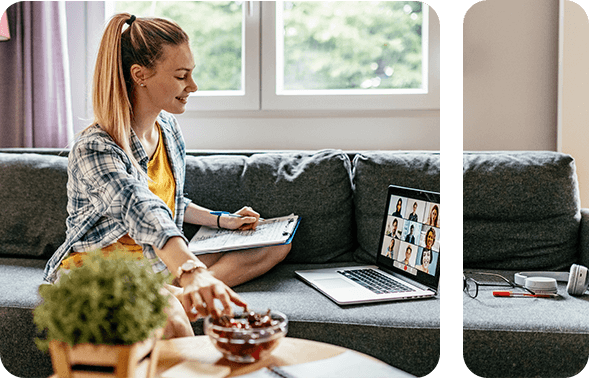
[
  {"xmin": 186, "ymin": 1, "xmax": 260, "ymax": 111},
  {"xmin": 261, "ymin": 1, "xmax": 278, "ymax": 110}
]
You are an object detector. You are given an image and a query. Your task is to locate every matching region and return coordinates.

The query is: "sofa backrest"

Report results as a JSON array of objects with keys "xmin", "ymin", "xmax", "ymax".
[
  {"xmin": 0, "ymin": 149, "xmax": 441, "ymax": 265},
  {"xmin": 0, "ymin": 152, "xmax": 69, "ymax": 258},
  {"xmin": 183, "ymin": 150, "xmax": 355, "ymax": 263},
  {"xmin": 463, "ymin": 151, "xmax": 581, "ymax": 270},
  {"xmin": 351, "ymin": 151, "xmax": 440, "ymax": 264}
]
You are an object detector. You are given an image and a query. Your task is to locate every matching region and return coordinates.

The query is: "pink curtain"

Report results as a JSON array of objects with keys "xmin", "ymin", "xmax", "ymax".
[{"xmin": 0, "ymin": 1, "xmax": 73, "ymax": 148}]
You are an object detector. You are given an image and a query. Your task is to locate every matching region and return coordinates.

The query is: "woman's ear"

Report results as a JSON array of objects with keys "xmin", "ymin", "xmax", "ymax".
[{"xmin": 130, "ymin": 64, "xmax": 148, "ymax": 87}]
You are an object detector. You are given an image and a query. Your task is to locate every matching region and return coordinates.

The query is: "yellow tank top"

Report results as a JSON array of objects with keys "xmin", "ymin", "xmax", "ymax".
[{"xmin": 61, "ymin": 124, "xmax": 176, "ymax": 269}]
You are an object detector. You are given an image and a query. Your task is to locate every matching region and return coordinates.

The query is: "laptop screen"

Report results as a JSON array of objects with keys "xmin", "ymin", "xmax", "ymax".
[{"xmin": 376, "ymin": 185, "xmax": 440, "ymax": 291}]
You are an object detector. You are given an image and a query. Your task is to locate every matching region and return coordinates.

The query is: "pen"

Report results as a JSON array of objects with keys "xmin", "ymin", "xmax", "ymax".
[
  {"xmin": 493, "ymin": 290, "xmax": 557, "ymax": 298},
  {"xmin": 210, "ymin": 211, "xmax": 244, "ymax": 218}
]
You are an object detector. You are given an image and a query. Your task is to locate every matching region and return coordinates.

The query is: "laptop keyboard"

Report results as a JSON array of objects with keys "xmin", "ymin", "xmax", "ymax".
[{"xmin": 337, "ymin": 269, "xmax": 415, "ymax": 295}]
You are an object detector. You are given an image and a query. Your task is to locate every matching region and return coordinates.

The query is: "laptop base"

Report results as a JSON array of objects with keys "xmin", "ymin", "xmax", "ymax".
[{"xmin": 295, "ymin": 266, "xmax": 436, "ymax": 306}]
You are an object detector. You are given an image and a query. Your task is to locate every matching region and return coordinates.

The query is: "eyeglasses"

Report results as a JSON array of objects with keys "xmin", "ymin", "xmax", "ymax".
[{"xmin": 463, "ymin": 272, "xmax": 531, "ymax": 298}]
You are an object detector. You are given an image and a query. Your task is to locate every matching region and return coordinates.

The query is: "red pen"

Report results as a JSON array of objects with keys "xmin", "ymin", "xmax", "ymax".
[{"xmin": 493, "ymin": 290, "xmax": 557, "ymax": 298}]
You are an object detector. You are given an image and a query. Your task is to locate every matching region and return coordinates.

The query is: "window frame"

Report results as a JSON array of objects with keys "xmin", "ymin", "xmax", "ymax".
[
  {"xmin": 261, "ymin": 1, "xmax": 440, "ymax": 111},
  {"xmin": 71, "ymin": 1, "xmax": 439, "ymax": 120},
  {"xmin": 183, "ymin": 1, "xmax": 260, "ymax": 111},
  {"xmin": 104, "ymin": 1, "xmax": 261, "ymax": 111}
]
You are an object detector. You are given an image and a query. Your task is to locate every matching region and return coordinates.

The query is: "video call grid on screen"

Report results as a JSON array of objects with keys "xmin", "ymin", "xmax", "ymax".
[{"xmin": 381, "ymin": 192, "xmax": 440, "ymax": 277}]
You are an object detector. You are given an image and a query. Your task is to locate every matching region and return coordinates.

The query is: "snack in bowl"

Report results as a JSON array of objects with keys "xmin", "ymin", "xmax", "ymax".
[{"xmin": 204, "ymin": 309, "xmax": 288, "ymax": 363}]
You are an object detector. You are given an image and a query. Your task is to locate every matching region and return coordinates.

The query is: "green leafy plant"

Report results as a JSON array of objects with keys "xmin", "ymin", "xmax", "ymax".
[{"xmin": 34, "ymin": 249, "xmax": 169, "ymax": 352}]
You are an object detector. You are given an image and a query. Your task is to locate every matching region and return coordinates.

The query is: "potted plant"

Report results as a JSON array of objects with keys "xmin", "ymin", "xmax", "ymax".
[{"xmin": 34, "ymin": 249, "xmax": 169, "ymax": 378}]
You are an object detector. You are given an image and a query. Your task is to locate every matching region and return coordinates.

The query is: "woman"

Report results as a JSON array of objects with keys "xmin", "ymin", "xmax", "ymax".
[
  {"xmin": 392, "ymin": 198, "xmax": 403, "ymax": 217},
  {"xmin": 424, "ymin": 227, "xmax": 436, "ymax": 250},
  {"xmin": 383, "ymin": 238, "xmax": 395, "ymax": 258},
  {"xmin": 416, "ymin": 249, "xmax": 432, "ymax": 274},
  {"xmin": 402, "ymin": 245, "xmax": 412, "ymax": 266},
  {"xmin": 43, "ymin": 14, "xmax": 291, "ymax": 338},
  {"xmin": 427, "ymin": 204, "xmax": 439, "ymax": 227}
]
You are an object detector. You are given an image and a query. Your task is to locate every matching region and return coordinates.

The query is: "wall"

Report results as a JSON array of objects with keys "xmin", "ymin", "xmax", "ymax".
[
  {"xmin": 560, "ymin": 0, "xmax": 589, "ymax": 207},
  {"xmin": 463, "ymin": 0, "xmax": 560, "ymax": 151},
  {"xmin": 176, "ymin": 110, "xmax": 440, "ymax": 151}
]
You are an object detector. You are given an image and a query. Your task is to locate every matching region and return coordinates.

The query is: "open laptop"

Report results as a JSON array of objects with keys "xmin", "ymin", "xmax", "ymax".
[{"xmin": 296, "ymin": 185, "xmax": 440, "ymax": 305}]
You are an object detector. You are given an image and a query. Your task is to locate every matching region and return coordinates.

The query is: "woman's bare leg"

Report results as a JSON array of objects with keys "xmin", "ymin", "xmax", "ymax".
[
  {"xmin": 197, "ymin": 244, "xmax": 292, "ymax": 287},
  {"xmin": 161, "ymin": 285, "xmax": 195, "ymax": 339}
]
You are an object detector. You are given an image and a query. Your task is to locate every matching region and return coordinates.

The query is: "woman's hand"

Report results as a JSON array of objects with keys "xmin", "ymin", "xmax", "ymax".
[
  {"xmin": 178, "ymin": 267, "xmax": 247, "ymax": 320},
  {"xmin": 221, "ymin": 206, "xmax": 260, "ymax": 231},
  {"xmin": 153, "ymin": 236, "xmax": 247, "ymax": 320}
]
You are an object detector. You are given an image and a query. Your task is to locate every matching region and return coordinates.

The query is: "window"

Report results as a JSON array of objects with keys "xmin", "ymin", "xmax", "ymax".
[
  {"xmin": 263, "ymin": 1, "xmax": 438, "ymax": 110},
  {"xmin": 108, "ymin": 1, "xmax": 259, "ymax": 110},
  {"xmin": 114, "ymin": 1, "xmax": 243, "ymax": 92},
  {"xmin": 73, "ymin": 1, "xmax": 438, "ymax": 116},
  {"xmin": 279, "ymin": 2, "xmax": 426, "ymax": 92}
]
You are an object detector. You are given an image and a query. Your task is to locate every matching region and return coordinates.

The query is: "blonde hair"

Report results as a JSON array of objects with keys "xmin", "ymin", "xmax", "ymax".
[{"xmin": 90, "ymin": 13, "xmax": 188, "ymax": 172}]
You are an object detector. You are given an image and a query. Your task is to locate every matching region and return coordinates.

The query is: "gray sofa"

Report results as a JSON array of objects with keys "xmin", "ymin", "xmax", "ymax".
[
  {"xmin": 463, "ymin": 151, "xmax": 589, "ymax": 378},
  {"xmin": 0, "ymin": 148, "xmax": 440, "ymax": 378}
]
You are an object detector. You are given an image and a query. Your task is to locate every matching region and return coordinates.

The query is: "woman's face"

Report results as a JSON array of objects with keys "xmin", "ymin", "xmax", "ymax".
[
  {"xmin": 431, "ymin": 207, "xmax": 438, "ymax": 220},
  {"xmin": 426, "ymin": 230, "xmax": 435, "ymax": 248},
  {"xmin": 139, "ymin": 43, "xmax": 198, "ymax": 115},
  {"xmin": 422, "ymin": 249, "xmax": 431, "ymax": 266},
  {"xmin": 396, "ymin": 199, "xmax": 402, "ymax": 212},
  {"xmin": 405, "ymin": 247, "xmax": 412, "ymax": 259}
]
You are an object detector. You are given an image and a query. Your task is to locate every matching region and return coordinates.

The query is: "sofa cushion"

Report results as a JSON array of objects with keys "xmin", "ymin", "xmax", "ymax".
[
  {"xmin": 232, "ymin": 262, "xmax": 439, "ymax": 377},
  {"xmin": 351, "ymin": 151, "xmax": 440, "ymax": 264},
  {"xmin": 463, "ymin": 152, "xmax": 581, "ymax": 270},
  {"xmin": 463, "ymin": 269, "xmax": 589, "ymax": 378},
  {"xmin": 0, "ymin": 153, "xmax": 68, "ymax": 258},
  {"xmin": 184, "ymin": 150, "xmax": 355, "ymax": 263},
  {"xmin": 0, "ymin": 258, "xmax": 439, "ymax": 378}
]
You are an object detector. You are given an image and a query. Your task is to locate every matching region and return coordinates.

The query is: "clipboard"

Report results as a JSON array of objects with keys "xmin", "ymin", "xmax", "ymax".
[{"xmin": 188, "ymin": 214, "xmax": 300, "ymax": 255}]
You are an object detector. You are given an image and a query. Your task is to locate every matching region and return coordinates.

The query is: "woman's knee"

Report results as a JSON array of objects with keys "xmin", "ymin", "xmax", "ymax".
[
  {"xmin": 164, "ymin": 312, "xmax": 193, "ymax": 339},
  {"xmin": 277, "ymin": 243, "xmax": 292, "ymax": 261},
  {"xmin": 246, "ymin": 243, "xmax": 291, "ymax": 265},
  {"xmin": 161, "ymin": 286, "xmax": 194, "ymax": 338}
]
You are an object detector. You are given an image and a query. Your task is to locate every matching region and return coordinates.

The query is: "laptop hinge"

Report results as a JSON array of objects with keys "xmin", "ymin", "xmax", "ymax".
[{"xmin": 391, "ymin": 271, "xmax": 438, "ymax": 295}]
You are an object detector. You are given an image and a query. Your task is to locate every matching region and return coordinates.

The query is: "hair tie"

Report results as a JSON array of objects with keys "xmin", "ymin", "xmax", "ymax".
[{"xmin": 126, "ymin": 15, "xmax": 136, "ymax": 26}]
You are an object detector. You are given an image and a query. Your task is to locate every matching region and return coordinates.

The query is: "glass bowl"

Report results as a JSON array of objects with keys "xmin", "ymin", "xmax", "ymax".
[{"xmin": 204, "ymin": 309, "xmax": 288, "ymax": 363}]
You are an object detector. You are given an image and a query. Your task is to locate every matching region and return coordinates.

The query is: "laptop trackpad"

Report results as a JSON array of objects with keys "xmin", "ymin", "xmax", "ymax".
[{"xmin": 316, "ymin": 278, "xmax": 357, "ymax": 290}]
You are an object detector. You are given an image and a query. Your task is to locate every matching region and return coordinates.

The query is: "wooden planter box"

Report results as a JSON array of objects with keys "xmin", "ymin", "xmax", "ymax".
[{"xmin": 48, "ymin": 330, "xmax": 163, "ymax": 378}]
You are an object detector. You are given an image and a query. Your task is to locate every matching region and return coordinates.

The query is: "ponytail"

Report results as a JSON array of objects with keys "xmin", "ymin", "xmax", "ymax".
[{"xmin": 89, "ymin": 13, "xmax": 188, "ymax": 174}]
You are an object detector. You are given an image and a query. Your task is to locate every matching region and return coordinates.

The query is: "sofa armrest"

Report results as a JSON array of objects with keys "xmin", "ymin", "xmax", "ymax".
[{"xmin": 579, "ymin": 208, "xmax": 589, "ymax": 267}]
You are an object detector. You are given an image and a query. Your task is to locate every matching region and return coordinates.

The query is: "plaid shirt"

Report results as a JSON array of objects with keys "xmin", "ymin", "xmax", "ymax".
[{"xmin": 43, "ymin": 111, "xmax": 191, "ymax": 283}]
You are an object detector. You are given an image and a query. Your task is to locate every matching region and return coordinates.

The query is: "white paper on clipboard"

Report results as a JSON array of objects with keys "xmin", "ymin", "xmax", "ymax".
[{"xmin": 188, "ymin": 214, "xmax": 300, "ymax": 255}]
